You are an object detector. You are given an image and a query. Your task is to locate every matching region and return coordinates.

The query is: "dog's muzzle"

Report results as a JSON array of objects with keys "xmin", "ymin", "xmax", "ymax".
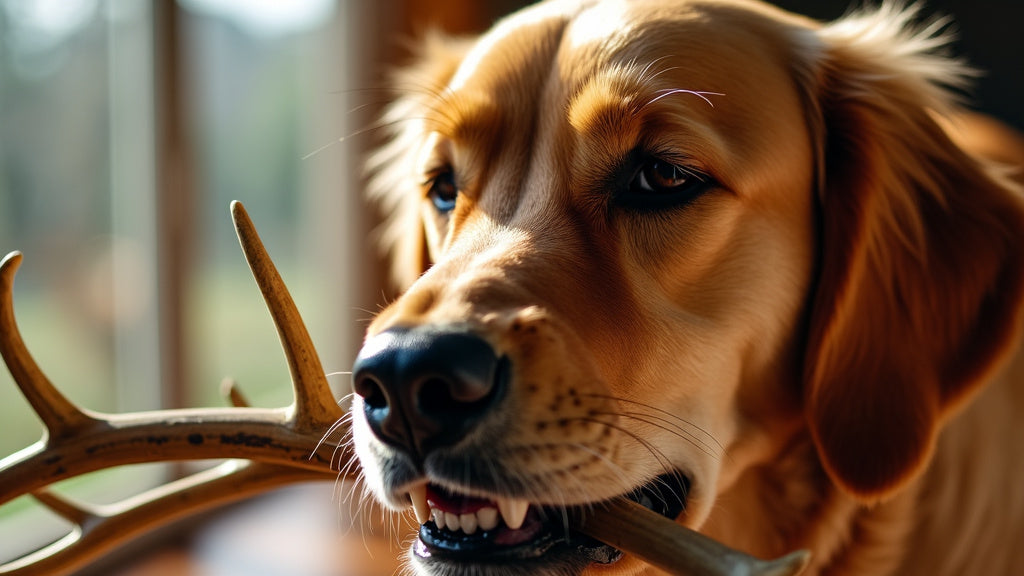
[{"xmin": 351, "ymin": 326, "xmax": 691, "ymax": 571}]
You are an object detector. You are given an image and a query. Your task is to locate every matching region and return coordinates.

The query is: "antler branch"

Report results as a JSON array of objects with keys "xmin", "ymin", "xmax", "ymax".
[
  {"xmin": 0, "ymin": 203, "xmax": 345, "ymax": 575},
  {"xmin": 0, "ymin": 253, "xmax": 98, "ymax": 442},
  {"xmin": 229, "ymin": 201, "xmax": 340, "ymax": 431},
  {"xmin": 4, "ymin": 462, "xmax": 328, "ymax": 576}
]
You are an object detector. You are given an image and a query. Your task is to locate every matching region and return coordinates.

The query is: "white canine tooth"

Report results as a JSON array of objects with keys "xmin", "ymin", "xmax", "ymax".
[
  {"xmin": 460, "ymin": 513, "xmax": 478, "ymax": 534},
  {"xmin": 445, "ymin": 512, "xmax": 460, "ymax": 532},
  {"xmin": 496, "ymin": 497, "xmax": 530, "ymax": 530},
  {"xmin": 408, "ymin": 484, "xmax": 431, "ymax": 525},
  {"xmin": 432, "ymin": 508, "xmax": 446, "ymax": 529},
  {"xmin": 477, "ymin": 507, "xmax": 499, "ymax": 531}
]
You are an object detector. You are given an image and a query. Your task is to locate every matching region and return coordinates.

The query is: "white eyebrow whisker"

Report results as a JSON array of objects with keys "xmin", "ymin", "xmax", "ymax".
[
  {"xmin": 643, "ymin": 89, "xmax": 725, "ymax": 109},
  {"xmin": 637, "ymin": 54, "xmax": 676, "ymax": 82}
]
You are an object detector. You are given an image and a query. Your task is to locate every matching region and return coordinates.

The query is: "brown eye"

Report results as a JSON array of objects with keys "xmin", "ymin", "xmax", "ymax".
[
  {"xmin": 616, "ymin": 155, "xmax": 713, "ymax": 211},
  {"xmin": 633, "ymin": 160, "xmax": 694, "ymax": 193}
]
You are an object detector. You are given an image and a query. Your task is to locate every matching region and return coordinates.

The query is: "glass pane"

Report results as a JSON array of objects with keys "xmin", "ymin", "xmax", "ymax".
[
  {"xmin": 0, "ymin": 0, "xmax": 114, "ymax": 453},
  {"xmin": 0, "ymin": 0, "xmax": 166, "ymax": 562},
  {"xmin": 179, "ymin": 0, "xmax": 354, "ymax": 410},
  {"xmin": 2, "ymin": 0, "xmax": 367, "ymax": 568}
]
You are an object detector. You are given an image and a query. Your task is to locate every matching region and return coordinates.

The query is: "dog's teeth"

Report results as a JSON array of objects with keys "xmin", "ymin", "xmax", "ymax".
[
  {"xmin": 424, "ymin": 496, "xmax": 524, "ymax": 533},
  {"xmin": 496, "ymin": 497, "xmax": 530, "ymax": 530},
  {"xmin": 408, "ymin": 483, "xmax": 431, "ymax": 524},
  {"xmin": 445, "ymin": 512, "xmax": 461, "ymax": 532},
  {"xmin": 460, "ymin": 513, "xmax": 478, "ymax": 534},
  {"xmin": 477, "ymin": 507, "xmax": 499, "ymax": 531}
]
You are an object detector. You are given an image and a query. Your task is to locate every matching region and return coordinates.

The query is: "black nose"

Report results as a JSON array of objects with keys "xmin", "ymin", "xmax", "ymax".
[{"xmin": 352, "ymin": 328, "xmax": 507, "ymax": 458}]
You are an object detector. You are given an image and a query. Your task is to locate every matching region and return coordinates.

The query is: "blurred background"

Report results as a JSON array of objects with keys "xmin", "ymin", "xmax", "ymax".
[{"xmin": 0, "ymin": 0, "xmax": 1020, "ymax": 574}]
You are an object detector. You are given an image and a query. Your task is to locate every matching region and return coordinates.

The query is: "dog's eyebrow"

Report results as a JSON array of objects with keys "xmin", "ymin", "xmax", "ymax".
[
  {"xmin": 569, "ymin": 67, "xmax": 722, "ymax": 137},
  {"xmin": 425, "ymin": 89, "xmax": 504, "ymax": 153},
  {"xmin": 566, "ymin": 70, "xmax": 722, "ymax": 162},
  {"xmin": 568, "ymin": 73, "xmax": 647, "ymax": 153}
]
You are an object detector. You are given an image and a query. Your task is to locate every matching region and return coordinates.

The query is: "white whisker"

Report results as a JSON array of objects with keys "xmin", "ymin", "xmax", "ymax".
[{"xmin": 644, "ymin": 88, "xmax": 724, "ymax": 109}]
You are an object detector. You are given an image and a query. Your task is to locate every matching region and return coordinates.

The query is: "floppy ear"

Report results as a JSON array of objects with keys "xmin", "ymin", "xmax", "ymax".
[
  {"xmin": 798, "ymin": 6, "xmax": 1024, "ymax": 501},
  {"xmin": 367, "ymin": 33, "xmax": 475, "ymax": 292}
]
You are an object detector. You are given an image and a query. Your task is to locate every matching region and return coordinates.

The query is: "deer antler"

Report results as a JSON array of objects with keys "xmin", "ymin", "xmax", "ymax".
[
  {"xmin": 0, "ymin": 202, "xmax": 344, "ymax": 575},
  {"xmin": 0, "ymin": 202, "xmax": 808, "ymax": 576}
]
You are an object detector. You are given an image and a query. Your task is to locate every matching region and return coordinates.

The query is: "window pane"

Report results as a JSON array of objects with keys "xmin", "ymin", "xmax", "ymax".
[
  {"xmin": 179, "ymin": 0, "xmax": 354, "ymax": 410},
  {"xmin": 1, "ymin": 0, "xmax": 114, "ymax": 460},
  {"xmin": 1, "ymin": 0, "xmax": 367, "ymax": 567},
  {"xmin": 0, "ymin": 0, "xmax": 166, "ymax": 560}
]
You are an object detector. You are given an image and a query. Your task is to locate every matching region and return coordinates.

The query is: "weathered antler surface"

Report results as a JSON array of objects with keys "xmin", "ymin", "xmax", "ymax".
[{"xmin": 0, "ymin": 201, "xmax": 808, "ymax": 576}]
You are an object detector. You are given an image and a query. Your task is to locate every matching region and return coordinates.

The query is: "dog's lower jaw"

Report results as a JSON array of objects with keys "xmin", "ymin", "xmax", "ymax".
[
  {"xmin": 409, "ymin": 549, "xmax": 594, "ymax": 576},
  {"xmin": 407, "ymin": 519, "xmax": 613, "ymax": 576},
  {"xmin": 398, "ymin": 474, "xmax": 690, "ymax": 576}
]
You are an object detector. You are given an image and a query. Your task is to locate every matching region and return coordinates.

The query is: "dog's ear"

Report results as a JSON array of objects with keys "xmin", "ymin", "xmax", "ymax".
[
  {"xmin": 797, "ymin": 6, "xmax": 1024, "ymax": 501},
  {"xmin": 368, "ymin": 33, "xmax": 475, "ymax": 292}
]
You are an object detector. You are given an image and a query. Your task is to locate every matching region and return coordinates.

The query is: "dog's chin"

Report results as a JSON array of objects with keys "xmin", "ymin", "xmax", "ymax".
[
  {"xmin": 409, "ymin": 540, "xmax": 594, "ymax": 576},
  {"xmin": 404, "ymin": 473, "xmax": 689, "ymax": 576}
]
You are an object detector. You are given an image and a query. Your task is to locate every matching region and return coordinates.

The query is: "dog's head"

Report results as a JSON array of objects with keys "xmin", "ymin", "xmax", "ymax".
[{"xmin": 352, "ymin": 1, "xmax": 1024, "ymax": 574}]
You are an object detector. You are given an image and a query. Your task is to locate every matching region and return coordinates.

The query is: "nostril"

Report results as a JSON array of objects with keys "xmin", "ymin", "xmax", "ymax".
[
  {"xmin": 418, "ymin": 378, "xmax": 453, "ymax": 416},
  {"xmin": 415, "ymin": 355, "xmax": 510, "ymax": 419},
  {"xmin": 357, "ymin": 376, "xmax": 388, "ymax": 410},
  {"xmin": 417, "ymin": 376, "xmax": 491, "ymax": 418}
]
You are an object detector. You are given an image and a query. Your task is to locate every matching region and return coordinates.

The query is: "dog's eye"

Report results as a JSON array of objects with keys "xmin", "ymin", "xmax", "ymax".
[
  {"xmin": 618, "ymin": 157, "xmax": 712, "ymax": 210},
  {"xmin": 632, "ymin": 160, "xmax": 699, "ymax": 194},
  {"xmin": 426, "ymin": 168, "xmax": 458, "ymax": 213}
]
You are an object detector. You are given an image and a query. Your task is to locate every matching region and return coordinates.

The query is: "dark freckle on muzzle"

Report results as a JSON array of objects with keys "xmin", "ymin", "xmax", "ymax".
[{"xmin": 352, "ymin": 327, "xmax": 509, "ymax": 460}]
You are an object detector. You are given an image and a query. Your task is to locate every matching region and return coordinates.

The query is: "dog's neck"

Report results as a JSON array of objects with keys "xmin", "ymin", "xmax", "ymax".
[{"xmin": 699, "ymin": 356, "xmax": 1024, "ymax": 576}]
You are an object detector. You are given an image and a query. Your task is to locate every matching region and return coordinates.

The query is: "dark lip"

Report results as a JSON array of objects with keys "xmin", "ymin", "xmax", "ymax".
[{"xmin": 414, "ymin": 472, "xmax": 690, "ymax": 565}]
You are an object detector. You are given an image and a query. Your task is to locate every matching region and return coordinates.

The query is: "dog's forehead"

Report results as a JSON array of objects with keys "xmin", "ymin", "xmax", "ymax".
[
  {"xmin": 446, "ymin": 1, "xmax": 574, "ymax": 94},
  {"xmin": 560, "ymin": 0, "xmax": 808, "ymax": 90},
  {"xmin": 448, "ymin": 0, "xmax": 801, "ymax": 83},
  {"xmin": 443, "ymin": 0, "xmax": 810, "ymax": 142}
]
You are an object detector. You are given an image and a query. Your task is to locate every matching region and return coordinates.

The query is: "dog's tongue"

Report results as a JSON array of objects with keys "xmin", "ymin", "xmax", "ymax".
[{"xmin": 573, "ymin": 498, "xmax": 811, "ymax": 576}]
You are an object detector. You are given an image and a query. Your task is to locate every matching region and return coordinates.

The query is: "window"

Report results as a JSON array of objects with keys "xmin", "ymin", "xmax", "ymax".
[{"xmin": 0, "ymin": 0, "xmax": 365, "ymax": 564}]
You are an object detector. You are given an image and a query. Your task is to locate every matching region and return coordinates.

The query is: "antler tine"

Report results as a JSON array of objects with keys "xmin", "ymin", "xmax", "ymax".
[
  {"xmin": 230, "ymin": 201, "xmax": 342, "ymax": 432},
  {"xmin": 0, "ymin": 252, "xmax": 99, "ymax": 440},
  {"xmin": 220, "ymin": 377, "xmax": 252, "ymax": 408},
  {"xmin": 31, "ymin": 487, "xmax": 96, "ymax": 528}
]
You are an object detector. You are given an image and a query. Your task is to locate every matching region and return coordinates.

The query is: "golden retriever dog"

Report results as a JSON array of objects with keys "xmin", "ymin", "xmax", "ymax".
[{"xmin": 349, "ymin": 1, "xmax": 1024, "ymax": 575}]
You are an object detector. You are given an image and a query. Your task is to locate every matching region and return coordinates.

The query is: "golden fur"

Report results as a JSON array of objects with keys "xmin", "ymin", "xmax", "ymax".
[{"xmin": 355, "ymin": 1, "xmax": 1024, "ymax": 574}]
